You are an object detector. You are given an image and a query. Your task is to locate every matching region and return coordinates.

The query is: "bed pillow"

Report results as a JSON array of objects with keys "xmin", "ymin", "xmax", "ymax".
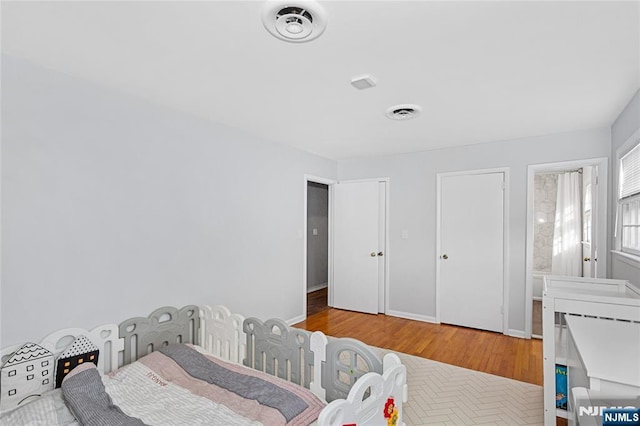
[
  {"xmin": 54, "ymin": 335, "xmax": 99, "ymax": 388},
  {"xmin": 0, "ymin": 342, "xmax": 54, "ymax": 412}
]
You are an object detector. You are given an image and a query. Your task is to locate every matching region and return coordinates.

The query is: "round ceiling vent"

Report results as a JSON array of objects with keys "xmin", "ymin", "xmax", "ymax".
[
  {"xmin": 386, "ymin": 104, "xmax": 422, "ymax": 121},
  {"xmin": 262, "ymin": 0, "xmax": 327, "ymax": 43}
]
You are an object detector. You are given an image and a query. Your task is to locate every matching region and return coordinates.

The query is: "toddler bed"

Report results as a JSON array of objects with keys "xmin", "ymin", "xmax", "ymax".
[{"xmin": 0, "ymin": 305, "xmax": 407, "ymax": 425}]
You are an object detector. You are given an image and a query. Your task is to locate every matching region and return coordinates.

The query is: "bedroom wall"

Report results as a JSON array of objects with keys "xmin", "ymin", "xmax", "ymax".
[
  {"xmin": 610, "ymin": 89, "xmax": 640, "ymax": 287},
  {"xmin": 337, "ymin": 128, "xmax": 611, "ymax": 334},
  {"xmin": 1, "ymin": 55, "xmax": 337, "ymax": 346}
]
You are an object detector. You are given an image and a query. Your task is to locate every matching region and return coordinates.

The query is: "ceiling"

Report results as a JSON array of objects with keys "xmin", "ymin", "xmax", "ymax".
[{"xmin": 2, "ymin": 1, "xmax": 639, "ymax": 160}]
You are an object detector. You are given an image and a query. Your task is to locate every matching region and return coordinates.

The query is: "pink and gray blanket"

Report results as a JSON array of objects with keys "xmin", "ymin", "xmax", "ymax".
[{"xmin": 26, "ymin": 344, "xmax": 324, "ymax": 426}]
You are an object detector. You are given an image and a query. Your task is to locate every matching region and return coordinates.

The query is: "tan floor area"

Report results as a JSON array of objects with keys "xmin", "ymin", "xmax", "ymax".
[{"xmin": 391, "ymin": 350, "xmax": 543, "ymax": 425}]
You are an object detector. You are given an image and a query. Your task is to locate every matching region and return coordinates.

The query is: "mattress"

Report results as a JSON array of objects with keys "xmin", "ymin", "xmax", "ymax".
[{"xmin": 0, "ymin": 344, "xmax": 325, "ymax": 426}]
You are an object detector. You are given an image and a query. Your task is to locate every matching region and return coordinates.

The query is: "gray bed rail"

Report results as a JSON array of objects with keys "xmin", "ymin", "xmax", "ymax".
[
  {"xmin": 242, "ymin": 316, "xmax": 384, "ymax": 403},
  {"xmin": 322, "ymin": 337, "xmax": 383, "ymax": 402},
  {"xmin": 119, "ymin": 305, "xmax": 201, "ymax": 366},
  {"xmin": 242, "ymin": 317, "xmax": 315, "ymax": 388}
]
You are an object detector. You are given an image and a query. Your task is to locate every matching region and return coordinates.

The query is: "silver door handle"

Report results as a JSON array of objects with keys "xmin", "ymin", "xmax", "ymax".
[
  {"xmin": 441, "ymin": 254, "xmax": 449, "ymax": 260},
  {"xmin": 371, "ymin": 252, "xmax": 377, "ymax": 257},
  {"xmin": 377, "ymin": 252, "xmax": 384, "ymax": 256}
]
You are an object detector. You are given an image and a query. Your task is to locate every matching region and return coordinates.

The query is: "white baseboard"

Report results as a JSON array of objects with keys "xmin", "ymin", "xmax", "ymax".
[
  {"xmin": 507, "ymin": 329, "xmax": 526, "ymax": 339},
  {"xmin": 307, "ymin": 283, "xmax": 328, "ymax": 293},
  {"xmin": 286, "ymin": 314, "xmax": 306, "ymax": 326},
  {"xmin": 386, "ymin": 309, "xmax": 438, "ymax": 324}
]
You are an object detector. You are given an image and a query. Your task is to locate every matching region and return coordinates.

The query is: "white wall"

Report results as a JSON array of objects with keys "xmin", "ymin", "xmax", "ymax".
[
  {"xmin": 3, "ymin": 52, "xmax": 632, "ymax": 345},
  {"xmin": 610, "ymin": 89, "xmax": 640, "ymax": 287},
  {"xmin": 337, "ymin": 128, "xmax": 611, "ymax": 333},
  {"xmin": 1, "ymin": 55, "xmax": 337, "ymax": 346}
]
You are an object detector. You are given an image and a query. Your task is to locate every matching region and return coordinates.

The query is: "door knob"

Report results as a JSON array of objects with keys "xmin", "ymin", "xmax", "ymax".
[
  {"xmin": 377, "ymin": 252, "xmax": 384, "ymax": 257},
  {"xmin": 583, "ymin": 257, "xmax": 590, "ymax": 262},
  {"xmin": 371, "ymin": 252, "xmax": 377, "ymax": 257},
  {"xmin": 441, "ymin": 254, "xmax": 449, "ymax": 260}
]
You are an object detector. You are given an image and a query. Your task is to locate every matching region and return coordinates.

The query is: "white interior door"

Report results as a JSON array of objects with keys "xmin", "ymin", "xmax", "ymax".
[
  {"xmin": 333, "ymin": 181, "xmax": 381, "ymax": 314},
  {"xmin": 439, "ymin": 172, "xmax": 505, "ymax": 333}
]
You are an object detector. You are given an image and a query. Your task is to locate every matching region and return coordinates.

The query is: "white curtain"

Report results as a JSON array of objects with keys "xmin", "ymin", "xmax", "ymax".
[{"xmin": 552, "ymin": 172, "xmax": 583, "ymax": 276}]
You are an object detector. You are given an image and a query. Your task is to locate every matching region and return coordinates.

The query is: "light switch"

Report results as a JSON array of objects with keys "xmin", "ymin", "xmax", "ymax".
[
  {"xmin": 401, "ymin": 229, "xmax": 409, "ymax": 239},
  {"xmin": 312, "ymin": 228, "xmax": 318, "ymax": 236}
]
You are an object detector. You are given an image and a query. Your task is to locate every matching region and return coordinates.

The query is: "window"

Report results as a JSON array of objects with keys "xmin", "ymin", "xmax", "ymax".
[{"xmin": 619, "ymin": 141, "xmax": 640, "ymax": 256}]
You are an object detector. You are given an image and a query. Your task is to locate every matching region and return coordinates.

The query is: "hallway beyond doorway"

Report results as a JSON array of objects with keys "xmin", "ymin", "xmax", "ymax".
[{"xmin": 307, "ymin": 287, "xmax": 328, "ymax": 316}]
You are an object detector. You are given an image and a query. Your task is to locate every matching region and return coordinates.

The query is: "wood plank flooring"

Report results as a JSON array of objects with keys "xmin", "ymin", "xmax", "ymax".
[
  {"xmin": 306, "ymin": 287, "xmax": 329, "ymax": 317},
  {"xmin": 294, "ymin": 305, "xmax": 543, "ymax": 386}
]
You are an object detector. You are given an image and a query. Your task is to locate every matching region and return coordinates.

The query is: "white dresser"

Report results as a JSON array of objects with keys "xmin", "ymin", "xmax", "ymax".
[
  {"xmin": 565, "ymin": 316, "xmax": 640, "ymax": 425},
  {"xmin": 566, "ymin": 316, "xmax": 640, "ymax": 394},
  {"xmin": 542, "ymin": 276, "xmax": 640, "ymax": 425}
]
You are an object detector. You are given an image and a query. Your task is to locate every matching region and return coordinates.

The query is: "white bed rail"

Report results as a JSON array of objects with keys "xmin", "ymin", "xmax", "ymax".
[
  {"xmin": 318, "ymin": 353, "xmax": 408, "ymax": 426},
  {"xmin": 199, "ymin": 305, "xmax": 246, "ymax": 365},
  {"xmin": 0, "ymin": 324, "xmax": 122, "ymax": 413},
  {"xmin": 2, "ymin": 304, "xmax": 408, "ymax": 426}
]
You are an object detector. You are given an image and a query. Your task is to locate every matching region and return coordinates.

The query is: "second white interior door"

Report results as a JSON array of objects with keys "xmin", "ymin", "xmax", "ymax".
[
  {"xmin": 332, "ymin": 180, "xmax": 384, "ymax": 314},
  {"xmin": 439, "ymin": 172, "xmax": 505, "ymax": 333}
]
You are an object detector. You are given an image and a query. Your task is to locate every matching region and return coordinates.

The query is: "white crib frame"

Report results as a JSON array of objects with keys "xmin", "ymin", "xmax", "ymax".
[
  {"xmin": 1, "ymin": 305, "xmax": 408, "ymax": 426},
  {"xmin": 542, "ymin": 276, "xmax": 640, "ymax": 425}
]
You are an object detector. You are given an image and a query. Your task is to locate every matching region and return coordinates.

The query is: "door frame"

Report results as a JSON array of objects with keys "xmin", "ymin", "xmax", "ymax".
[
  {"xmin": 303, "ymin": 175, "xmax": 390, "ymax": 319},
  {"xmin": 524, "ymin": 157, "xmax": 608, "ymax": 338},
  {"xmin": 436, "ymin": 167, "xmax": 511, "ymax": 335}
]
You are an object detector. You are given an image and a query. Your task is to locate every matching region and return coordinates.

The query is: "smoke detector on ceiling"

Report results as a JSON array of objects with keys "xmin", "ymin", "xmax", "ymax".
[
  {"xmin": 386, "ymin": 104, "xmax": 422, "ymax": 121},
  {"xmin": 351, "ymin": 74, "xmax": 377, "ymax": 90},
  {"xmin": 262, "ymin": 0, "xmax": 327, "ymax": 43}
]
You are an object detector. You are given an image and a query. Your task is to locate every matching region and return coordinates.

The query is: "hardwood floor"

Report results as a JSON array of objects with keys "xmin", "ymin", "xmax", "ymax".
[
  {"xmin": 306, "ymin": 287, "xmax": 329, "ymax": 316},
  {"xmin": 294, "ymin": 307, "xmax": 543, "ymax": 386}
]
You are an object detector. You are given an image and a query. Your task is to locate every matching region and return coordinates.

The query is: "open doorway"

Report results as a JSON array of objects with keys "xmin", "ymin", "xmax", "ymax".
[
  {"xmin": 303, "ymin": 175, "xmax": 389, "ymax": 319},
  {"xmin": 525, "ymin": 157, "xmax": 608, "ymax": 338},
  {"xmin": 306, "ymin": 181, "xmax": 329, "ymax": 316}
]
